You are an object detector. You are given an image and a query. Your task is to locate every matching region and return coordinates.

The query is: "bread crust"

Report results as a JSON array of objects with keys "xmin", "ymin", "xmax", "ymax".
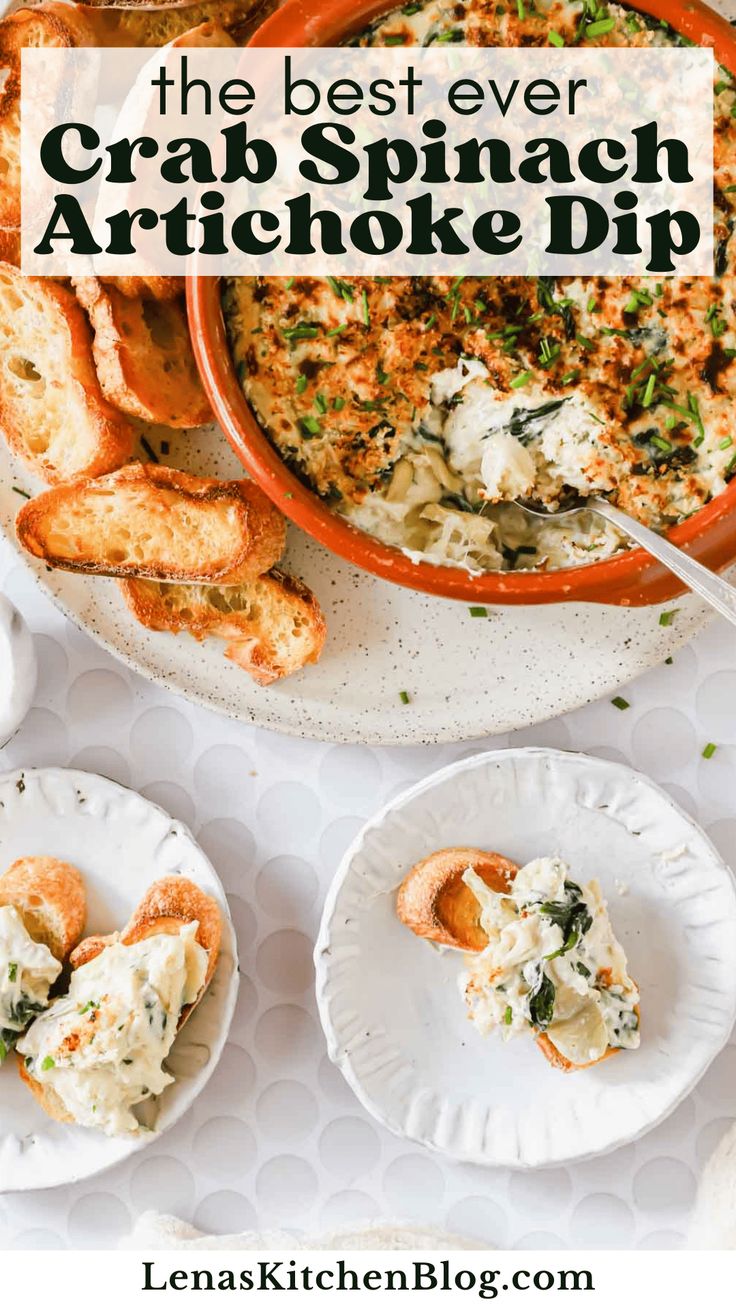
[
  {"xmin": 19, "ymin": 875, "xmax": 222, "ymax": 1120},
  {"xmin": 0, "ymin": 263, "xmax": 135, "ymax": 484},
  {"xmin": 0, "ymin": 856, "xmax": 86, "ymax": 963},
  {"xmin": 397, "ymin": 847, "xmax": 518, "ymax": 952},
  {"xmin": 119, "ymin": 566, "xmax": 327, "ymax": 685},
  {"xmin": 73, "ymin": 278, "xmax": 211, "ymax": 428},
  {"xmin": 15, "ymin": 463, "xmax": 286, "ymax": 583}
]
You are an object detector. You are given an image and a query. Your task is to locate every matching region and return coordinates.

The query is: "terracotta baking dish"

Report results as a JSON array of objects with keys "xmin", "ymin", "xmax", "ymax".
[{"xmin": 188, "ymin": 0, "xmax": 736, "ymax": 607}]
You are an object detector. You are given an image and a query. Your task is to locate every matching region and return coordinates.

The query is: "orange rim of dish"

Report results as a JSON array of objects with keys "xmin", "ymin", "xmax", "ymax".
[{"xmin": 187, "ymin": 0, "xmax": 736, "ymax": 607}]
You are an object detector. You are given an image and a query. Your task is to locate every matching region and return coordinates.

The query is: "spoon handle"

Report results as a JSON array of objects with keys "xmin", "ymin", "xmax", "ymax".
[{"xmin": 592, "ymin": 498, "xmax": 736, "ymax": 627}]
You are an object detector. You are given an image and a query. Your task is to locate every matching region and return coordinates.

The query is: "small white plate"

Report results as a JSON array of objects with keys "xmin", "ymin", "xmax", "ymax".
[
  {"xmin": 0, "ymin": 767, "xmax": 239, "ymax": 1193},
  {"xmin": 316, "ymin": 747, "xmax": 736, "ymax": 1168}
]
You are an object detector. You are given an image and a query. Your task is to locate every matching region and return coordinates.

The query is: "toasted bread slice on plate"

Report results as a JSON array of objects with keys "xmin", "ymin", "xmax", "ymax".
[
  {"xmin": 73, "ymin": 278, "xmax": 211, "ymax": 428},
  {"xmin": 18, "ymin": 875, "xmax": 222, "ymax": 1127},
  {"xmin": 16, "ymin": 462, "xmax": 286, "ymax": 583},
  {"xmin": 0, "ymin": 264, "xmax": 134, "ymax": 483},
  {"xmin": 120, "ymin": 567, "xmax": 327, "ymax": 685},
  {"xmin": 397, "ymin": 846, "xmax": 637, "ymax": 1073},
  {"xmin": 397, "ymin": 847, "xmax": 518, "ymax": 951},
  {"xmin": 0, "ymin": 856, "xmax": 86, "ymax": 965},
  {"xmin": 70, "ymin": 874, "xmax": 221, "ymax": 1010}
]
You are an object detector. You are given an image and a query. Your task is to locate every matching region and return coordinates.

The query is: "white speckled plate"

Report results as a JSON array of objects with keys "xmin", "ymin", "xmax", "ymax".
[
  {"xmin": 0, "ymin": 422, "xmax": 712, "ymax": 745},
  {"xmin": 316, "ymin": 747, "xmax": 736, "ymax": 1167},
  {"xmin": 0, "ymin": 767, "xmax": 239, "ymax": 1193}
]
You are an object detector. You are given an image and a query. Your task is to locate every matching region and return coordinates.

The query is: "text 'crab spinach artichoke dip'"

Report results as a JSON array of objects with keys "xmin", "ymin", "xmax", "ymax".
[{"xmin": 224, "ymin": 0, "xmax": 736, "ymax": 575}]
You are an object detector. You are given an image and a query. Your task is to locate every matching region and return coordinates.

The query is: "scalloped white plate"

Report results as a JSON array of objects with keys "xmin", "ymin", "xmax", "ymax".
[
  {"xmin": 0, "ymin": 767, "xmax": 239, "ymax": 1193},
  {"xmin": 316, "ymin": 748, "xmax": 736, "ymax": 1168}
]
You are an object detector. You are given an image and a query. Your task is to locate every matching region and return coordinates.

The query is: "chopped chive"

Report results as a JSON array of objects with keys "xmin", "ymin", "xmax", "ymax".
[
  {"xmin": 299, "ymin": 415, "xmax": 321, "ymax": 436},
  {"xmin": 469, "ymin": 605, "xmax": 488, "ymax": 617},
  {"xmin": 658, "ymin": 609, "xmax": 679, "ymax": 626},
  {"xmin": 611, "ymin": 696, "xmax": 630, "ymax": 711},
  {"xmin": 576, "ymin": 333, "xmax": 595, "ymax": 351},
  {"xmin": 641, "ymin": 374, "xmax": 657, "ymax": 408},
  {"xmin": 383, "ymin": 33, "xmax": 405, "ymax": 44},
  {"xmin": 327, "ymin": 323, "xmax": 347, "ymax": 337},
  {"xmin": 702, "ymin": 742, "xmax": 717, "ymax": 759},
  {"xmin": 41, "ymin": 1056, "xmax": 55, "ymax": 1071},
  {"xmin": 283, "ymin": 492, "xmax": 294, "ymax": 500},
  {"xmin": 314, "ymin": 392, "xmax": 328, "ymax": 415},
  {"xmin": 510, "ymin": 370, "xmax": 533, "ymax": 389},
  {"xmin": 295, "ymin": 373, "xmax": 308, "ymax": 395},
  {"xmin": 283, "ymin": 323, "xmax": 319, "ymax": 341},
  {"xmin": 516, "ymin": 0, "xmax": 525, "ymax": 17},
  {"xmin": 333, "ymin": 396, "xmax": 346, "ymax": 411},
  {"xmin": 285, "ymin": 277, "xmax": 295, "ymax": 290},
  {"xmin": 548, "ymin": 30, "xmax": 565, "ymax": 46},
  {"xmin": 585, "ymin": 17, "xmax": 615, "ymax": 36},
  {"xmin": 504, "ymin": 1005, "xmax": 513, "ymax": 1025},
  {"xmin": 399, "ymin": 690, "xmax": 411, "ymax": 705},
  {"xmin": 720, "ymin": 436, "xmax": 733, "ymax": 450},
  {"xmin": 361, "ymin": 289, "xmax": 370, "ymax": 326}
]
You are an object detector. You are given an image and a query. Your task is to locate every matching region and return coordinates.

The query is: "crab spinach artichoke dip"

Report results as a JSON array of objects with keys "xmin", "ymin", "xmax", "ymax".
[
  {"xmin": 0, "ymin": 905, "xmax": 61, "ymax": 1062},
  {"xmin": 17, "ymin": 923, "xmax": 208, "ymax": 1135},
  {"xmin": 463, "ymin": 857, "xmax": 639, "ymax": 1064},
  {"xmin": 224, "ymin": 0, "xmax": 736, "ymax": 574}
]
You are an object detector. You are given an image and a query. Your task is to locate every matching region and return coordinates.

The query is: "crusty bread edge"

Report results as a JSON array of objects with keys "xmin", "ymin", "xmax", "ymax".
[
  {"xmin": 0, "ymin": 856, "xmax": 86, "ymax": 963},
  {"xmin": 396, "ymin": 846, "xmax": 518, "ymax": 951}
]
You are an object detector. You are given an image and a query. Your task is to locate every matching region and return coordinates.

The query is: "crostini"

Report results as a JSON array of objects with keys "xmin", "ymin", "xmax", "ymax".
[
  {"xmin": 0, "ymin": 856, "xmax": 86, "ymax": 1061},
  {"xmin": 15, "ymin": 463, "xmax": 286, "ymax": 585},
  {"xmin": 397, "ymin": 848, "xmax": 640, "ymax": 1073},
  {"xmin": 17, "ymin": 876, "xmax": 221, "ymax": 1134},
  {"xmin": 0, "ymin": 263, "xmax": 134, "ymax": 484},
  {"xmin": 73, "ymin": 278, "xmax": 212, "ymax": 429},
  {"xmin": 119, "ymin": 567, "xmax": 327, "ymax": 686}
]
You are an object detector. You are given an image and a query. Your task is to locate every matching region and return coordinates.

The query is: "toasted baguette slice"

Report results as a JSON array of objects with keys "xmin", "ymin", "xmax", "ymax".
[
  {"xmin": 119, "ymin": 566, "xmax": 327, "ymax": 685},
  {"xmin": 0, "ymin": 0, "xmax": 270, "ymax": 226},
  {"xmin": 0, "ymin": 856, "xmax": 86, "ymax": 964},
  {"xmin": 99, "ymin": 276, "xmax": 185, "ymax": 302},
  {"xmin": 73, "ymin": 278, "xmax": 211, "ymax": 428},
  {"xmin": 397, "ymin": 847, "xmax": 635, "ymax": 1073},
  {"xmin": 397, "ymin": 847, "xmax": 518, "ymax": 952},
  {"xmin": 0, "ymin": 263, "xmax": 134, "ymax": 483},
  {"xmin": 70, "ymin": 875, "xmax": 221, "ymax": 1010},
  {"xmin": 16, "ymin": 462, "xmax": 286, "ymax": 583},
  {"xmin": 18, "ymin": 875, "xmax": 221, "ymax": 1125}
]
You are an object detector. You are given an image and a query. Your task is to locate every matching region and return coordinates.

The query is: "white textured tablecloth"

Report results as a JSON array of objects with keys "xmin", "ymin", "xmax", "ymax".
[{"xmin": 2, "ymin": 535, "xmax": 736, "ymax": 1252}]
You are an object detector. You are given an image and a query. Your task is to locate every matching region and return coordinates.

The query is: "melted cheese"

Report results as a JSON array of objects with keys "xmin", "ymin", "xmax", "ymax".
[
  {"xmin": 0, "ymin": 905, "xmax": 61, "ymax": 1057},
  {"xmin": 18, "ymin": 923, "xmax": 208, "ymax": 1135},
  {"xmin": 225, "ymin": 0, "xmax": 736, "ymax": 575},
  {"xmin": 463, "ymin": 857, "xmax": 640, "ymax": 1064}
]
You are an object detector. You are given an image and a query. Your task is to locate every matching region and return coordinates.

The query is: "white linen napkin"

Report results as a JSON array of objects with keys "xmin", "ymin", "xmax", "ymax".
[{"xmin": 121, "ymin": 1213, "xmax": 488, "ymax": 1251}]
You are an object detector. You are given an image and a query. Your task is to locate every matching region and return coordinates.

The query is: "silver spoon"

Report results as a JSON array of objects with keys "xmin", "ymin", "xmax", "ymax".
[{"xmin": 516, "ymin": 493, "xmax": 736, "ymax": 626}]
